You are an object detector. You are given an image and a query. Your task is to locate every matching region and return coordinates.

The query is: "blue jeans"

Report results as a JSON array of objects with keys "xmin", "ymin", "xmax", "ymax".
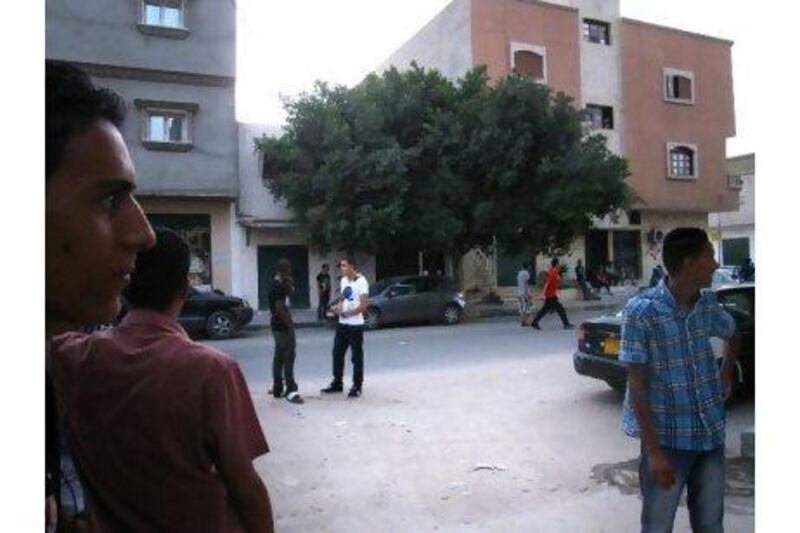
[{"xmin": 639, "ymin": 446, "xmax": 725, "ymax": 533}]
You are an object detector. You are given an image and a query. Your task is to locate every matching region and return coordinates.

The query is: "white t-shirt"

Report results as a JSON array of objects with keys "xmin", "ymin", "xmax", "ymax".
[
  {"xmin": 516, "ymin": 269, "xmax": 531, "ymax": 297},
  {"xmin": 339, "ymin": 274, "xmax": 370, "ymax": 326}
]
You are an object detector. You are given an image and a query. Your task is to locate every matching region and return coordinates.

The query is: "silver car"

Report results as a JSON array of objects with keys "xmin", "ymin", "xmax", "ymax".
[{"xmin": 363, "ymin": 275, "xmax": 466, "ymax": 329}]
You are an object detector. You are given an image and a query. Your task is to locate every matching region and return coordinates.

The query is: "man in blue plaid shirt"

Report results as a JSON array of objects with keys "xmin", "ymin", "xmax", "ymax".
[{"xmin": 620, "ymin": 228, "xmax": 741, "ymax": 533}]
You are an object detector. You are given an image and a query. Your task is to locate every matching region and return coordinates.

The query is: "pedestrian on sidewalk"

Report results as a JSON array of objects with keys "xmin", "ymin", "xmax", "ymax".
[
  {"xmin": 620, "ymin": 227, "xmax": 740, "ymax": 532},
  {"xmin": 45, "ymin": 60, "xmax": 157, "ymax": 531},
  {"xmin": 316, "ymin": 263, "xmax": 331, "ymax": 321},
  {"xmin": 321, "ymin": 255, "xmax": 369, "ymax": 398},
  {"xmin": 530, "ymin": 258, "xmax": 574, "ymax": 330},
  {"xmin": 593, "ymin": 264, "xmax": 613, "ymax": 295},
  {"xmin": 269, "ymin": 258, "xmax": 303, "ymax": 404},
  {"xmin": 50, "ymin": 228, "xmax": 274, "ymax": 532},
  {"xmin": 516, "ymin": 263, "xmax": 533, "ymax": 326},
  {"xmin": 575, "ymin": 259, "xmax": 591, "ymax": 300}
]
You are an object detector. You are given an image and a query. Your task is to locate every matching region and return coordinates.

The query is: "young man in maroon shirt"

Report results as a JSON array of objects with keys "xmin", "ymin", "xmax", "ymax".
[
  {"xmin": 51, "ymin": 229, "xmax": 274, "ymax": 532},
  {"xmin": 530, "ymin": 257, "xmax": 575, "ymax": 330}
]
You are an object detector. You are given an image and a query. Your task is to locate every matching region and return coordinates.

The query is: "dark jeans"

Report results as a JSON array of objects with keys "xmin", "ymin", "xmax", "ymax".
[
  {"xmin": 317, "ymin": 292, "xmax": 330, "ymax": 321},
  {"xmin": 272, "ymin": 330, "xmax": 297, "ymax": 392},
  {"xmin": 532, "ymin": 297, "xmax": 570, "ymax": 326},
  {"xmin": 332, "ymin": 324, "xmax": 364, "ymax": 387},
  {"xmin": 639, "ymin": 446, "xmax": 725, "ymax": 533},
  {"xmin": 577, "ymin": 278, "xmax": 590, "ymax": 300}
]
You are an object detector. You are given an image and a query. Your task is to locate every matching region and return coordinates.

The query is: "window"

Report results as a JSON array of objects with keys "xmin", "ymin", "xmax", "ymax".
[
  {"xmin": 721, "ymin": 238, "xmax": 750, "ymax": 268},
  {"xmin": 584, "ymin": 104, "xmax": 614, "ymax": 130},
  {"xmin": 511, "ymin": 42, "xmax": 547, "ymax": 82},
  {"xmin": 628, "ymin": 210, "xmax": 641, "ymax": 225},
  {"xmin": 135, "ymin": 99, "xmax": 198, "ymax": 152},
  {"xmin": 664, "ymin": 68, "xmax": 695, "ymax": 104},
  {"xmin": 142, "ymin": 0, "xmax": 184, "ymax": 28},
  {"xmin": 666, "ymin": 143, "xmax": 698, "ymax": 179},
  {"xmin": 147, "ymin": 112, "xmax": 187, "ymax": 142},
  {"xmin": 583, "ymin": 19, "xmax": 611, "ymax": 45}
]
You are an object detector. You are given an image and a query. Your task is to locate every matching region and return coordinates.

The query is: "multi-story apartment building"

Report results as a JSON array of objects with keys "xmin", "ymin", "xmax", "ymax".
[
  {"xmin": 379, "ymin": 0, "xmax": 738, "ymax": 288},
  {"xmin": 709, "ymin": 153, "xmax": 755, "ymax": 268},
  {"xmin": 46, "ymin": 0, "xmax": 239, "ymax": 294}
]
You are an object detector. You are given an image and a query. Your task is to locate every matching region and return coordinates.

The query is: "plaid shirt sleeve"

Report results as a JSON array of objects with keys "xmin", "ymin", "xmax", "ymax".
[
  {"xmin": 707, "ymin": 293, "xmax": 737, "ymax": 339},
  {"xmin": 619, "ymin": 300, "xmax": 650, "ymax": 365}
]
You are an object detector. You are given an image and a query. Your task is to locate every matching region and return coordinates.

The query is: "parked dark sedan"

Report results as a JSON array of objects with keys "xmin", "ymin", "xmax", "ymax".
[
  {"xmin": 573, "ymin": 283, "xmax": 755, "ymax": 398},
  {"xmin": 178, "ymin": 287, "xmax": 254, "ymax": 339},
  {"xmin": 86, "ymin": 287, "xmax": 254, "ymax": 340},
  {"xmin": 358, "ymin": 275, "xmax": 467, "ymax": 330}
]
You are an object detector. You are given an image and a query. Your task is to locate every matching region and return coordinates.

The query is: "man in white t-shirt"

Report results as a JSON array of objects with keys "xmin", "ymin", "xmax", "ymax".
[
  {"xmin": 321, "ymin": 255, "xmax": 369, "ymax": 398},
  {"xmin": 516, "ymin": 263, "xmax": 533, "ymax": 326}
]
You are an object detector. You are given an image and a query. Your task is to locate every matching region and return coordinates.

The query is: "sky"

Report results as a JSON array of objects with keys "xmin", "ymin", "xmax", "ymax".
[{"xmin": 236, "ymin": 0, "xmax": 754, "ymax": 156}]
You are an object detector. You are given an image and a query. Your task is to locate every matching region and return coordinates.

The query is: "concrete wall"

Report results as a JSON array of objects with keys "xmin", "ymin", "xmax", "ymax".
[
  {"xmin": 139, "ymin": 197, "xmax": 235, "ymax": 294},
  {"xmin": 234, "ymin": 227, "xmax": 377, "ymax": 310},
  {"xmin": 377, "ymin": 0, "xmax": 473, "ymax": 80},
  {"xmin": 471, "ymin": 0, "xmax": 581, "ymax": 100},
  {"xmin": 238, "ymin": 123, "xmax": 294, "ymax": 220},
  {"xmin": 46, "ymin": 0, "xmax": 235, "ymax": 77},
  {"xmin": 93, "ymin": 76, "xmax": 238, "ymax": 197},
  {"xmin": 620, "ymin": 18, "xmax": 737, "ymax": 213},
  {"xmin": 570, "ymin": 0, "xmax": 624, "ymax": 155}
]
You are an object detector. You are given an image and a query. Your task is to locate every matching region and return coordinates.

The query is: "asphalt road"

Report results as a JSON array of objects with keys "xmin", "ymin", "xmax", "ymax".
[{"xmin": 206, "ymin": 311, "xmax": 755, "ymax": 532}]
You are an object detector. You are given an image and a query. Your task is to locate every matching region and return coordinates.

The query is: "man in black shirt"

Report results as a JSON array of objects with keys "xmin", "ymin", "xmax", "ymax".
[
  {"xmin": 268, "ymin": 258, "xmax": 303, "ymax": 404},
  {"xmin": 316, "ymin": 264, "xmax": 331, "ymax": 321}
]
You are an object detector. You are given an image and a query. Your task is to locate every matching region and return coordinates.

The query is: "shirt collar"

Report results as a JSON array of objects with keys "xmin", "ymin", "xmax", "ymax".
[
  {"xmin": 120, "ymin": 308, "xmax": 186, "ymax": 336},
  {"xmin": 655, "ymin": 277, "xmax": 703, "ymax": 314}
]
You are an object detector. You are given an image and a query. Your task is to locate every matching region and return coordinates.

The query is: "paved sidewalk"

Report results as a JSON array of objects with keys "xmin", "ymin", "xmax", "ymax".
[{"xmin": 245, "ymin": 286, "xmax": 639, "ymax": 331}]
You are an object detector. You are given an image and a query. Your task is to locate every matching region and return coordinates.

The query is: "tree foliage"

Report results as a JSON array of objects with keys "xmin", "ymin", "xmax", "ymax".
[{"xmin": 257, "ymin": 63, "xmax": 629, "ymax": 260}]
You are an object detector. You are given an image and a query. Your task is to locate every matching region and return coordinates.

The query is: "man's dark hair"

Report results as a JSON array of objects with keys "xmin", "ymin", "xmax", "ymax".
[
  {"xmin": 550, "ymin": 257, "xmax": 559, "ymax": 267},
  {"xmin": 46, "ymin": 60, "xmax": 127, "ymax": 180},
  {"xmin": 341, "ymin": 255, "xmax": 356, "ymax": 267},
  {"xmin": 521, "ymin": 262, "xmax": 529, "ymax": 269},
  {"xmin": 124, "ymin": 228, "xmax": 190, "ymax": 312},
  {"xmin": 277, "ymin": 258, "xmax": 291, "ymax": 274},
  {"xmin": 322, "ymin": 263, "xmax": 329, "ymax": 269},
  {"xmin": 662, "ymin": 227, "xmax": 710, "ymax": 275}
]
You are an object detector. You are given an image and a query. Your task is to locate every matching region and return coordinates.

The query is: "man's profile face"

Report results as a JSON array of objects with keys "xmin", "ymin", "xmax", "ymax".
[
  {"xmin": 684, "ymin": 241, "xmax": 718, "ymax": 289},
  {"xmin": 46, "ymin": 119, "xmax": 156, "ymax": 327}
]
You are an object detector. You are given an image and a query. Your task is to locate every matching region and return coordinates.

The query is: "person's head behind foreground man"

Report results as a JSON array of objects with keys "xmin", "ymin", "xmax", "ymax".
[
  {"xmin": 123, "ymin": 228, "xmax": 190, "ymax": 315},
  {"xmin": 46, "ymin": 60, "xmax": 155, "ymax": 333}
]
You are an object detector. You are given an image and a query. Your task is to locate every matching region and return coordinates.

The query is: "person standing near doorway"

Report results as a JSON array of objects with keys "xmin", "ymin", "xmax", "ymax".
[
  {"xmin": 575, "ymin": 259, "xmax": 590, "ymax": 300},
  {"xmin": 321, "ymin": 255, "xmax": 369, "ymax": 398},
  {"xmin": 316, "ymin": 264, "xmax": 331, "ymax": 321},
  {"xmin": 530, "ymin": 258, "xmax": 574, "ymax": 330},
  {"xmin": 516, "ymin": 263, "xmax": 533, "ymax": 326},
  {"xmin": 268, "ymin": 258, "xmax": 303, "ymax": 404}
]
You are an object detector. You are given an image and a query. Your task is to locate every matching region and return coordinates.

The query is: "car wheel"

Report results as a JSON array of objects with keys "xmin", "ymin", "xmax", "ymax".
[
  {"xmin": 206, "ymin": 310, "xmax": 236, "ymax": 340},
  {"xmin": 363, "ymin": 307, "xmax": 381, "ymax": 330},
  {"xmin": 442, "ymin": 304, "xmax": 462, "ymax": 325}
]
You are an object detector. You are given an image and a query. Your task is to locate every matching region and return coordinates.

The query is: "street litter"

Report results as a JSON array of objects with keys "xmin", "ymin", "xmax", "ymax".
[
  {"xmin": 471, "ymin": 463, "xmax": 508, "ymax": 472},
  {"xmin": 334, "ymin": 420, "xmax": 347, "ymax": 427}
]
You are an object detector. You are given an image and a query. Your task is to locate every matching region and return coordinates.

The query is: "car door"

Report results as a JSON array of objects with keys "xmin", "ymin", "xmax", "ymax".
[
  {"xmin": 380, "ymin": 279, "xmax": 418, "ymax": 323},
  {"xmin": 410, "ymin": 276, "xmax": 442, "ymax": 321}
]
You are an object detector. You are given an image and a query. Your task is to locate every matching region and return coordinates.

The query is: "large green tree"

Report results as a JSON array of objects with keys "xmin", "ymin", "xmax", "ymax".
[{"xmin": 257, "ymin": 64, "xmax": 629, "ymax": 279}]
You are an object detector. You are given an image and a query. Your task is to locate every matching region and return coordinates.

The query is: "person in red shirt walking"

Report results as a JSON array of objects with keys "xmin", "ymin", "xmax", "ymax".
[{"xmin": 530, "ymin": 257, "xmax": 575, "ymax": 330}]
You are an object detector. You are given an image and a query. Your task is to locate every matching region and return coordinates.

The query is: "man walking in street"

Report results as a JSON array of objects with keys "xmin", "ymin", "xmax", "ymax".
[
  {"xmin": 51, "ymin": 229, "xmax": 275, "ymax": 532},
  {"xmin": 269, "ymin": 258, "xmax": 304, "ymax": 404},
  {"xmin": 46, "ymin": 60, "xmax": 157, "ymax": 530},
  {"xmin": 620, "ymin": 227, "xmax": 740, "ymax": 532},
  {"xmin": 530, "ymin": 258, "xmax": 574, "ymax": 330},
  {"xmin": 316, "ymin": 263, "xmax": 332, "ymax": 321},
  {"xmin": 321, "ymin": 255, "xmax": 369, "ymax": 398},
  {"xmin": 516, "ymin": 263, "xmax": 533, "ymax": 326}
]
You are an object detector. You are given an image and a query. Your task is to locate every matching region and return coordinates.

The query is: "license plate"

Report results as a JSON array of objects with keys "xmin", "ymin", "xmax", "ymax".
[{"xmin": 603, "ymin": 339, "xmax": 620, "ymax": 356}]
